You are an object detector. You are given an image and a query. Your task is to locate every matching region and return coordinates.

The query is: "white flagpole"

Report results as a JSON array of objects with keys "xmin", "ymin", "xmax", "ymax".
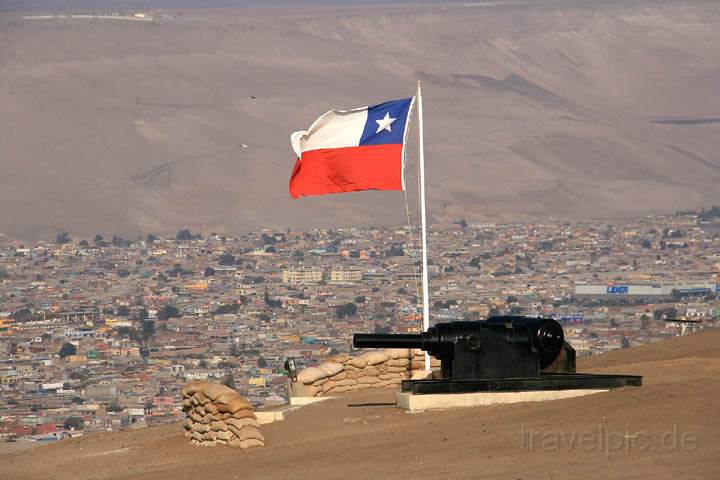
[{"xmin": 417, "ymin": 80, "xmax": 431, "ymax": 372}]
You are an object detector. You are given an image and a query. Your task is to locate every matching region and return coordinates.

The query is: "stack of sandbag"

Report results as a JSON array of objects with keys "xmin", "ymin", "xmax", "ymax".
[
  {"xmin": 411, "ymin": 349, "xmax": 441, "ymax": 371},
  {"xmin": 181, "ymin": 381, "xmax": 264, "ymax": 449},
  {"xmin": 290, "ymin": 348, "xmax": 441, "ymax": 397}
]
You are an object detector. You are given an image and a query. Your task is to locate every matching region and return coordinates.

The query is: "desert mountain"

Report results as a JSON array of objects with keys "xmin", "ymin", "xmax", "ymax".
[{"xmin": 1, "ymin": 0, "xmax": 719, "ymax": 239}]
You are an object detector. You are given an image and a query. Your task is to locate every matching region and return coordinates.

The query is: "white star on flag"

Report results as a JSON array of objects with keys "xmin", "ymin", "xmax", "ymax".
[{"xmin": 375, "ymin": 112, "xmax": 397, "ymax": 134}]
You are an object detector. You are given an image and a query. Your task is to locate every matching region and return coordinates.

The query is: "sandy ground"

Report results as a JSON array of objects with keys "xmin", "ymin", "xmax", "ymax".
[{"xmin": 2, "ymin": 327, "xmax": 718, "ymax": 480}]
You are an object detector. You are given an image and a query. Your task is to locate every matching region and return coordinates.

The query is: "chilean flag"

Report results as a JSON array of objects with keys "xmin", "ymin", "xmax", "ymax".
[{"xmin": 289, "ymin": 97, "xmax": 415, "ymax": 199}]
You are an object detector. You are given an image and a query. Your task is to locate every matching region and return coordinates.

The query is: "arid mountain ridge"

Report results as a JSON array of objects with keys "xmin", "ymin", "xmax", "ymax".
[{"xmin": 1, "ymin": 0, "xmax": 719, "ymax": 240}]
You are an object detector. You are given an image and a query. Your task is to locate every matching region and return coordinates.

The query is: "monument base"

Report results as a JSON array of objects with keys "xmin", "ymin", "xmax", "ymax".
[
  {"xmin": 402, "ymin": 373, "xmax": 642, "ymax": 394},
  {"xmin": 396, "ymin": 388, "xmax": 607, "ymax": 412},
  {"xmin": 289, "ymin": 396, "xmax": 333, "ymax": 406}
]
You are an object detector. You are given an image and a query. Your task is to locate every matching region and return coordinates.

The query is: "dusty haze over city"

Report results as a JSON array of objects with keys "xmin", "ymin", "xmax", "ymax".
[{"xmin": 1, "ymin": 0, "xmax": 719, "ymax": 240}]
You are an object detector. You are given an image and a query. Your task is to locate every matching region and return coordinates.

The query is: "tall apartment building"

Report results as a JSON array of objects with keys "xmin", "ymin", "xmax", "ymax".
[
  {"xmin": 329, "ymin": 269, "xmax": 363, "ymax": 284},
  {"xmin": 282, "ymin": 269, "xmax": 324, "ymax": 285}
]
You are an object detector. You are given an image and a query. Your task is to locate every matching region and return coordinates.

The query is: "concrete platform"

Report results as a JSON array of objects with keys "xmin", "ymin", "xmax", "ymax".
[
  {"xmin": 289, "ymin": 396, "xmax": 333, "ymax": 407},
  {"xmin": 396, "ymin": 389, "xmax": 607, "ymax": 412},
  {"xmin": 255, "ymin": 410, "xmax": 285, "ymax": 424}
]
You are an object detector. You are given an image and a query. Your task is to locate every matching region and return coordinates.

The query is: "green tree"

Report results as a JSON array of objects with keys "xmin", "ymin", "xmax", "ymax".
[
  {"xmin": 63, "ymin": 416, "xmax": 85, "ymax": 430},
  {"xmin": 157, "ymin": 305, "xmax": 180, "ymax": 320},
  {"xmin": 11, "ymin": 308, "xmax": 33, "ymax": 322},
  {"xmin": 218, "ymin": 253, "xmax": 236, "ymax": 266},
  {"xmin": 58, "ymin": 342, "xmax": 77, "ymax": 358},
  {"xmin": 215, "ymin": 304, "xmax": 240, "ymax": 314},
  {"xmin": 55, "ymin": 231, "xmax": 71, "ymax": 245},
  {"xmin": 176, "ymin": 229, "xmax": 194, "ymax": 241},
  {"xmin": 336, "ymin": 302, "xmax": 358, "ymax": 319},
  {"xmin": 142, "ymin": 320, "xmax": 155, "ymax": 341}
]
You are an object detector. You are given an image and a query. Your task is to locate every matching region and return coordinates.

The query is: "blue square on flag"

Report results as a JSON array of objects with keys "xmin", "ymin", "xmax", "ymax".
[{"xmin": 359, "ymin": 98, "xmax": 413, "ymax": 146}]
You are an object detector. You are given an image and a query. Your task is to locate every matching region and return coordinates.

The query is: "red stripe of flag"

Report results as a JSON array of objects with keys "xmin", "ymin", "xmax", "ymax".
[{"xmin": 289, "ymin": 144, "xmax": 403, "ymax": 199}]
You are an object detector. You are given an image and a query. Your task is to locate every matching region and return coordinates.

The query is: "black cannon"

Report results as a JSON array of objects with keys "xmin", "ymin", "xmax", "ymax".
[{"xmin": 353, "ymin": 316, "xmax": 641, "ymax": 394}]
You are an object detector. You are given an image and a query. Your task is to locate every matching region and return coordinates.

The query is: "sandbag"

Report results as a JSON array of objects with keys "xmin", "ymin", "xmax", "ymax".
[
  {"xmin": 231, "ymin": 409, "xmax": 257, "ymax": 420},
  {"xmin": 227, "ymin": 424, "xmax": 243, "ymax": 439},
  {"xmin": 385, "ymin": 348, "xmax": 413, "ymax": 360},
  {"xmin": 386, "ymin": 366, "xmax": 408, "ymax": 373},
  {"xmin": 236, "ymin": 427, "xmax": 265, "ymax": 442},
  {"xmin": 362, "ymin": 366, "xmax": 381, "ymax": 377},
  {"xmin": 216, "ymin": 430, "xmax": 233, "ymax": 441},
  {"xmin": 317, "ymin": 362, "xmax": 344, "ymax": 377},
  {"xmin": 240, "ymin": 439, "xmax": 264, "ymax": 449},
  {"xmin": 202, "ymin": 431, "xmax": 217, "ymax": 441},
  {"xmin": 357, "ymin": 376, "xmax": 380, "ymax": 384},
  {"xmin": 210, "ymin": 421, "xmax": 228, "ymax": 432},
  {"xmin": 328, "ymin": 371, "xmax": 347, "ymax": 381},
  {"xmin": 328, "ymin": 353, "xmax": 351, "ymax": 364},
  {"xmin": 331, "ymin": 385, "xmax": 353, "ymax": 393},
  {"xmin": 297, "ymin": 366, "xmax": 329, "ymax": 385},
  {"xmin": 182, "ymin": 380, "xmax": 208, "ymax": 398},
  {"xmin": 204, "ymin": 402, "xmax": 219, "ymax": 415},
  {"xmin": 215, "ymin": 392, "xmax": 238, "ymax": 405},
  {"xmin": 203, "ymin": 383, "xmax": 236, "ymax": 401},
  {"xmin": 347, "ymin": 355, "xmax": 367, "ymax": 369},
  {"xmin": 363, "ymin": 351, "xmax": 391, "ymax": 365},
  {"xmin": 226, "ymin": 417, "xmax": 261, "ymax": 430},
  {"xmin": 332, "ymin": 378, "xmax": 356, "ymax": 387},
  {"xmin": 192, "ymin": 423, "xmax": 211, "ymax": 433},
  {"xmin": 190, "ymin": 431, "xmax": 203, "ymax": 441},
  {"xmin": 218, "ymin": 397, "xmax": 252, "ymax": 414},
  {"xmin": 348, "ymin": 351, "xmax": 389, "ymax": 368},
  {"xmin": 387, "ymin": 358, "xmax": 410, "ymax": 367},
  {"xmin": 320, "ymin": 380, "xmax": 339, "ymax": 392},
  {"xmin": 194, "ymin": 391, "xmax": 211, "ymax": 405},
  {"xmin": 228, "ymin": 438, "xmax": 263, "ymax": 449}
]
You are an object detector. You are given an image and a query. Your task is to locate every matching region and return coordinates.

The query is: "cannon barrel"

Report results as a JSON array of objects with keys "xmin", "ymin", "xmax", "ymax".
[
  {"xmin": 352, "ymin": 316, "xmax": 566, "ymax": 379},
  {"xmin": 353, "ymin": 333, "xmax": 423, "ymax": 349}
]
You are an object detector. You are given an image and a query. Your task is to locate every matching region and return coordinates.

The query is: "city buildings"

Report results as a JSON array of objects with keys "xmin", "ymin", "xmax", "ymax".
[{"xmin": 1, "ymin": 212, "xmax": 718, "ymax": 441}]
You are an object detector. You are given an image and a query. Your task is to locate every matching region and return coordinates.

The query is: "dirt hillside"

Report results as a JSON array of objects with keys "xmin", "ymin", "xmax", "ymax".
[{"xmin": 2, "ymin": 327, "xmax": 718, "ymax": 479}]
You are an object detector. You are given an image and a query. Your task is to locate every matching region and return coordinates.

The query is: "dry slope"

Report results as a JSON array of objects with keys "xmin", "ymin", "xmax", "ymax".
[
  {"xmin": 1, "ymin": 1, "xmax": 720, "ymax": 239},
  {"xmin": 1, "ymin": 326, "xmax": 719, "ymax": 480}
]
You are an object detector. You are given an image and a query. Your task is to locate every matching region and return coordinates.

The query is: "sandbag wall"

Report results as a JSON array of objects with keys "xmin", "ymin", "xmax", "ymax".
[
  {"xmin": 291, "ymin": 348, "xmax": 440, "ymax": 397},
  {"xmin": 181, "ymin": 381, "xmax": 265, "ymax": 449}
]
